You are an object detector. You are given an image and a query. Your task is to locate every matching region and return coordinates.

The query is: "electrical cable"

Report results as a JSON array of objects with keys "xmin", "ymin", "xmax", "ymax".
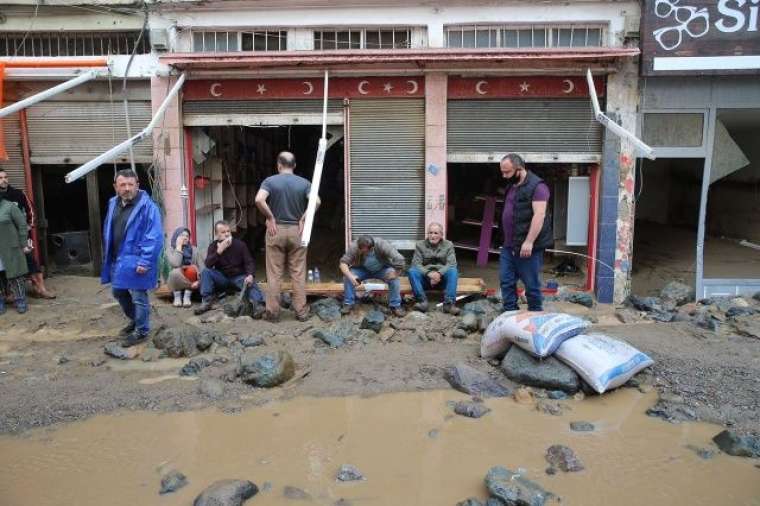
[
  {"xmin": 12, "ymin": 1, "xmax": 40, "ymax": 58},
  {"xmin": 121, "ymin": 2, "xmax": 148, "ymax": 174},
  {"xmin": 546, "ymin": 248, "xmax": 615, "ymax": 276}
]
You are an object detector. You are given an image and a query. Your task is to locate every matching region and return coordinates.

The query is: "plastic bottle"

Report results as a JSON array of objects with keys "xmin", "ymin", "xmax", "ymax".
[
  {"xmin": 313, "ymin": 267, "xmax": 321, "ymax": 284},
  {"xmin": 308, "ymin": 269, "xmax": 314, "ymax": 283}
]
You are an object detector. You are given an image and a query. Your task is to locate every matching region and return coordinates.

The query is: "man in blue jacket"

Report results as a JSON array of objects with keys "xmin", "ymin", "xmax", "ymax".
[{"xmin": 101, "ymin": 169, "xmax": 163, "ymax": 346}]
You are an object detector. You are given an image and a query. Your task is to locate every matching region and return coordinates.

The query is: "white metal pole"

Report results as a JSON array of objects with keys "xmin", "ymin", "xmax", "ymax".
[
  {"xmin": 65, "ymin": 73, "xmax": 186, "ymax": 184},
  {"xmin": 0, "ymin": 70, "xmax": 99, "ymax": 119},
  {"xmin": 301, "ymin": 70, "xmax": 329, "ymax": 247}
]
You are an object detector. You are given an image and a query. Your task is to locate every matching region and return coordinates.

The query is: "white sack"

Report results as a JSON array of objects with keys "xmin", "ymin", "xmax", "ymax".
[{"xmin": 481, "ymin": 311, "xmax": 590, "ymax": 359}]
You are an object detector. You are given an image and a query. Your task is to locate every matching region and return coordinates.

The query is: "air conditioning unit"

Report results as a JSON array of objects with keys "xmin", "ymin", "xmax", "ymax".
[{"xmin": 150, "ymin": 28, "xmax": 169, "ymax": 52}]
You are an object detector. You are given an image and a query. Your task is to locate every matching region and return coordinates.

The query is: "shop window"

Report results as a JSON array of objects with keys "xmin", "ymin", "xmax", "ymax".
[
  {"xmin": 241, "ymin": 30, "xmax": 287, "ymax": 51},
  {"xmin": 445, "ymin": 24, "xmax": 605, "ymax": 48},
  {"xmin": 193, "ymin": 30, "xmax": 287, "ymax": 52},
  {"xmin": 314, "ymin": 28, "xmax": 411, "ymax": 50},
  {"xmin": 642, "ymin": 113, "xmax": 704, "ymax": 147},
  {"xmin": 0, "ymin": 30, "xmax": 150, "ymax": 56}
]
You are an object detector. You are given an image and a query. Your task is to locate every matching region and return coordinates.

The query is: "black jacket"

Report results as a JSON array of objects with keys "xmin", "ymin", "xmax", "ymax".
[{"xmin": 507, "ymin": 171, "xmax": 553, "ymax": 251}]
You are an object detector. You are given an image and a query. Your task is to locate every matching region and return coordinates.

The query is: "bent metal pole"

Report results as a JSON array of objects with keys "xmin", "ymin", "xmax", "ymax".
[
  {"xmin": 65, "ymin": 73, "xmax": 187, "ymax": 184},
  {"xmin": 300, "ymin": 69, "xmax": 329, "ymax": 248}
]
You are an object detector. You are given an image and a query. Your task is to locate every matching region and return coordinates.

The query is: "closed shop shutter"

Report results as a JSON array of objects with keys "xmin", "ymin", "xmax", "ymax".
[
  {"xmin": 349, "ymin": 99, "xmax": 425, "ymax": 248},
  {"xmin": 183, "ymin": 99, "xmax": 343, "ymax": 126},
  {"xmin": 0, "ymin": 113, "xmax": 25, "ymax": 190},
  {"xmin": 26, "ymin": 101, "xmax": 153, "ymax": 164},
  {"xmin": 447, "ymin": 99, "xmax": 602, "ymax": 162}
]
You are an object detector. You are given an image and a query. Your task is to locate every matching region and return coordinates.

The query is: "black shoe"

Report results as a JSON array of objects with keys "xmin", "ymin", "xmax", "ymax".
[
  {"xmin": 391, "ymin": 306, "xmax": 407, "ymax": 317},
  {"xmin": 119, "ymin": 321, "xmax": 136, "ymax": 337},
  {"xmin": 122, "ymin": 332, "xmax": 148, "ymax": 347},
  {"xmin": 413, "ymin": 300, "xmax": 429, "ymax": 313},
  {"xmin": 194, "ymin": 301, "xmax": 213, "ymax": 315},
  {"xmin": 442, "ymin": 302, "xmax": 461, "ymax": 315},
  {"xmin": 340, "ymin": 304, "xmax": 353, "ymax": 316},
  {"xmin": 252, "ymin": 303, "xmax": 266, "ymax": 320}
]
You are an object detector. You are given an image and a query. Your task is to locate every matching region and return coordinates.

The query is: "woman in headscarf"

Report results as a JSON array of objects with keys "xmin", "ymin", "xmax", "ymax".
[
  {"xmin": 166, "ymin": 227, "xmax": 204, "ymax": 307},
  {"xmin": 0, "ymin": 190, "xmax": 30, "ymax": 314}
]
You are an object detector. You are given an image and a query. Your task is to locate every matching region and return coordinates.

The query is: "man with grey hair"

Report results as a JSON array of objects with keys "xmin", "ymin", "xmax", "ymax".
[
  {"xmin": 339, "ymin": 235, "xmax": 406, "ymax": 317},
  {"xmin": 408, "ymin": 222, "xmax": 460, "ymax": 314}
]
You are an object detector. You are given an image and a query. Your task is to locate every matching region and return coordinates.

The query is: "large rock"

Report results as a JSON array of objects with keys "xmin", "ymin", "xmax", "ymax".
[
  {"xmin": 445, "ymin": 363, "xmax": 512, "ymax": 398},
  {"xmin": 360, "ymin": 310, "xmax": 385, "ymax": 333},
  {"xmin": 660, "ymin": 281, "xmax": 693, "ymax": 306},
  {"xmin": 312, "ymin": 298, "xmax": 342, "ymax": 322},
  {"xmin": 193, "ymin": 479, "xmax": 258, "ymax": 506},
  {"xmin": 153, "ymin": 325, "xmax": 200, "ymax": 358},
  {"xmin": 484, "ymin": 466, "xmax": 555, "ymax": 506},
  {"xmin": 712, "ymin": 430, "xmax": 760, "ymax": 458},
  {"xmin": 545, "ymin": 445, "xmax": 584, "ymax": 472},
  {"xmin": 500, "ymin": 346, "xmax": 580, "ymax": 393},
  {"xmin": 239, "ymin": 350, "xmax": 295, "ymax": 387}
]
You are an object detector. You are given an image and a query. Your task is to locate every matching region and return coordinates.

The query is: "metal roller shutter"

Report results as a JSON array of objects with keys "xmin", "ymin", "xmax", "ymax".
[
  {"xmin": 26, "ymin": 101, "xmax": 153, "ymax": 164},
  {"xmin": 349, "ymin": 99, "xmax": 425, "ymax": 248},
  {"xmin": 183, "ymin": 99, "xmax": 343, "ymax": 126},
  {"xmin": 447, "ymin": 99, "xmax": 602, "ymax": 162},
  {"xmin": 0, "ymin": 113, "xmax": 25, "ymax": 190}
]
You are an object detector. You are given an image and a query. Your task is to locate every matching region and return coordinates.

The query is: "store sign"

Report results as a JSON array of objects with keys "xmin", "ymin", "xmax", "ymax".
[{"xmin": 642, "ymin": 0, "xmax": 760, "ymax": 75}]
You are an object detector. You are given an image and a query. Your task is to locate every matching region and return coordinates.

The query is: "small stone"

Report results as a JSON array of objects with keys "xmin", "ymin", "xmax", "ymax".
[
  {"xmin": 428, "ymin": 429, "xmax": 439, "ymax": 439},
  {"xmin": 459, "ymin": 312, "xmax": 480, "ymax": 332},
  {"xmin": 57, "ymin": 356, "xmax": 70, "ymax": 365},
  {"xmin": 513, "ymin": 387, "xmax": 534, "ymax": 404},
  {"xmin": 334, "ymin": 500, "xmax": 353, "ymax": 506},
  {"xmin": 545, "ymin": 467, "xmax": 557, "ymax": 476},
  {"xmin": 336, "ymin": 464, "xmax": 365, "ymax": 482},
  {"xmin": 452, "ymin": 328, "xmax": 468, "ymax": 339},
  {"xmin": 239, "ymin": 335, "xmax": 265, "ymax": 348},
  {"xmin": 159, "ymin": 470, "xmax": 188, "ymax": 495},
  {"xmin": 545, "ymin": 444, "xmax": 585, "ymax": 472},
  {"xmin": 536, "ymin": 401, "xmax": 564, "ymax": 416},
  {"xmin": 753, "ymin": 292, "xmax": 760, "ymax": 302},
  {"xmin": 238, "ymin": 350, "xmax": 295, "ymax": 388},
  {"xmin": 199, "ymin": 378, "xmax": 225, "ymax": 399},
  {"xmin": 141, "ymin": 348, "xmax": 162, "ymax": 362},
  {"xmin": 713, "ymin": 430, "xmax": 760, "ymax": 458},
  {"xmin": 570, "ymin": 421, "xmax": 595, "ymax": 432},
  {"xmin": 193, "ymin": 479, "xmax": 258, "ymax": 506},
  {"xmin": 573, "ymin": 391, "xmax": 585, "ymax": 401},
  {"xmin": 283, "ymin": 485, "xmax": 312, "ymax": 500},
  {"xmin": 484, "ymin": 466, "xmax": 555, "ymax": 505},
  {"xmin": 463, "ymin": 300, "xmax": 492, "ymax": 315},
  {"xmin": 547, "ymin": 390, "xmax": 568, "ymax": 400},
  {"xmin": 104, "ymin": 342, "xmax": 137, "ymax": 360},
  {"xmin": 445, "ymin": 363, "xmax": 512, "ymax": 398},
  {"xmin": 453, "ymin": 401, "xmax": 491, "ymax": 419},
  {"xmin": 686, "ymin": 445, "xmax": 716, "ymax": 460},
  {"xmin": 313, "ymin": 329, "xmax": 345, "ymax": 348},
  {"xmin": 360, "ymin": 310, "xmax": 385, "ymax": 333},
  {"xmin": 180, "ymin": 357, "xmax": 211, "ymax": 376},
  {"xmin": 90, "ymin": 357, "xmax": 106, "ymax": 367}
]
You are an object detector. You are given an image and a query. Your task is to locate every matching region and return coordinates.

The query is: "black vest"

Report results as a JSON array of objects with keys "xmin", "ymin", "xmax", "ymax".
[{"xmin": 509, "ymin": 171, "xmax": 553, "ymax": 251}]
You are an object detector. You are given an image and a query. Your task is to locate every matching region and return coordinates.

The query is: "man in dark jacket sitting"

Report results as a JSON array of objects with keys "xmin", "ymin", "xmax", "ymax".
[{"xmin": 194, "ymin": 220, "xmax": 265, "ymax": 316}]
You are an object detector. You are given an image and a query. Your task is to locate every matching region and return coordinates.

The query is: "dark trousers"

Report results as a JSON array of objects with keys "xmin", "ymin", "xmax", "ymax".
[
  {"xmin": 112, "ymin": 288, "xmax": 150, "ymax": 335},
  {"xmin": 200, "ymin": 269, "xmax": 264, "ymax": 304},
  {"xmin": 500, "ymin": 247, "xmax": 544, "ymax": 312}
]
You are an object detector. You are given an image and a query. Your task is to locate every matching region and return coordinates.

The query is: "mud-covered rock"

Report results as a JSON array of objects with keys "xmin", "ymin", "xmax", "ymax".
[
  {"xmin": 712, "ymin": 430, "xmax": 760, "ymax": 458},
  {"xmin": 360, "ymin": 310, "xmax": 385, "ymax": 333},
  {"xmin": 500, "ymin": 346, "xmax": 580, "ymax": 393},
  {"xmin": 141, "ymin": 348, "xmax": 162, "ymax": 362},
  {"xmin": 484, "ymin": 466, "xmax": 555, "ymax": 506},
  {"xmin": 452, "ymin": 328, "xmax": 469, "ymax": 339},
  {"xmin": 453, "ymin": 400, "xmax": 491, "ymax": 419},
  {"xmin": 336, "ymin": 464, "xmax": 365, "ymax": 482},
  {"xmin": 569, "ymin": 421, "xmax": 594, "ymax": 432},
  {"xmin": 193, "ymin": 479, "xmax": 258, "ymax": 506},
  {"xmin": 312, "ymin": 298, "xmax": 342, "ymax": 322},
  {"xmin": 459, "ymin": 312, "xmax": 480, "ymax": 332},
  {"xmin": 660, "ymin": 281, "xmax": 693, "ymax": 306},
  {"xmin": 240, "ymin": 335, "xmax": 266, "ymax": 348},
  {"xmin": 239, "ymin": 350, "xmax": 295, "ymax": 388},
  {"xmin": 545, "ymin": 445, "xmax": 584, "ymax": 472},
  {"xmin": 103, "ymin": 342, "xmax": 135, "ymax": 360},
  {"xmin": 547, "ymin": 390, "xmax": 568, "ymax": 400},
  {"xmin": 159, "ymin": 469, "xmax": 188, "ymax": 495},
  {"xmin": 313, "ymin": 329, "xmax": 345, "ymax": 348},
  {"xmin": 196, "ymin": 331, "xmax": 215, "ymax": 351},
  {"xmin": 180, "ymin": 357, "xmax": 212, "ymax": 376},
  {"xmin": 153, "ymin": 325, "xmax": 200, "ymax": 358},
  {"xmin": 445, "ymin": 363, "xmax": 512, "ymax": 398}
]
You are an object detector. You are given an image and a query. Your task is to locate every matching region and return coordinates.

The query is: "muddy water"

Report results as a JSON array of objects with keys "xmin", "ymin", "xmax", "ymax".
[{"xmin": 0, "ymin": 389, "xmax": 758, "ymax": 506}]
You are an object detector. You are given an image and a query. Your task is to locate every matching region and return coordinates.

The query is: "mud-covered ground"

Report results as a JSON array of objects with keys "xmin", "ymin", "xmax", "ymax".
[{"xmin": 0, "ymin": 276, "xmax": 758, "ymax": 435}]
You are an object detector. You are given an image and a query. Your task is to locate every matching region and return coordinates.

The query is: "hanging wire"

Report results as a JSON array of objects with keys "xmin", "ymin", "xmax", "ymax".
[
  {"xmin": 121, "ymin": 2, "xmax": 148, "ymax": 173},
  {"xmin": 12, "ymin": 1, "xmax": 40, "ymax": 58}
]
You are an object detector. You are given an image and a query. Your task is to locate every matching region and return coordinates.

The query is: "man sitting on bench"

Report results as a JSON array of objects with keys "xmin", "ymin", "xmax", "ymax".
[{"xmin": 407, "ymin": 222, "xmax": 461, "ymax": 314}]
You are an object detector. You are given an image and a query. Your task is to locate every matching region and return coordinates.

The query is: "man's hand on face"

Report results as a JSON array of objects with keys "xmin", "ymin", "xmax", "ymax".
[
  {"xmin": 217, "ymin": 236, "xmax": 232, "ymax": 253},
  {"xmin": 136, "ymin": 265, "xmax": 148, "ymax": 275},
  {"xmin": 428, "ymin": 271, "xmax": 442, "ymax": 286},
  {"xmin": 176, "ymin": 236, "xmax": 187, "ymax": 251}
]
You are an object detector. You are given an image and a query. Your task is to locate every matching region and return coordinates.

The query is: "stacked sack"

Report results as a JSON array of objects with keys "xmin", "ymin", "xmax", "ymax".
[{"xmin": 482, "ymin": 311, "xmax": 653, "ymax": 394}]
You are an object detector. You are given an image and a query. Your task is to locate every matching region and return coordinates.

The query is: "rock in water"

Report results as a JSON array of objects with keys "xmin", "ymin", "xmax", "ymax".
[
  {"xmin": 500, "ymin": 346, "xmax": 580, "ymax": 393},
  {"xmin": 312, "ymin": 298, "xmax": 342, "ymax": 322},
  {"xmin": 180, "ymin": 357, "xmax": 212, "ymax": 376},
  {"xmin": 660, "ymin": 281, "xmax": 693, "ymax": 306},
  {"xmin": 193, "ymin": 479, "xmax": 258, "ymax": 506},
  {"xmin": 336, "ymin": 464, "xmax": 365, "ymax": 482},
  {"xmin": 199, "ymin": 378, "xmax": 225, "ymax": 399},
  {"xmin": 712, "ymin": 430, "xmax": 760, "ymax": 458},
  {"xmin": 459, "ymin": 312, "xmax": 480, "ymax": 332},
  {"xmin": 283, "ymin": 485, "xmax": 312, "ymax": 500},
  {"xmin": 569, "ymin": 421, "xmax": 595, "ymax": 432},
  {"xmin": 159, "ymin": 470, "xmax": 188, "ymax": 495},
  {"xmin": 313, "ymin": 329, "xmax": 345, "ymax": 348},
  {"xmin": 360, "ymin": 310, "xmax": 385, "ymax": 333},
  {"xmin": 484, "ymin": 466, "xmax": 555, "ymax": 506},
  {"xmin": 445, "ymin": 363, "xmax": 512, "ymax": 398},
  {"xmin": 453, "ymin": 401, "xmax": 491, "ymax": 419},
  {"xmin": 545, "ymin": 445, "xmax": 584, "ymax": 472},
  {"xmin": 239, "ymin": 350, "xmax": 295, "ymax": 388}
]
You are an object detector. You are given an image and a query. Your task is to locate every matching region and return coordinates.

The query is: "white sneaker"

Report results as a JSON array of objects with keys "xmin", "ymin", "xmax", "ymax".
[
  {"xmin": 173, "ymin": 291, "xmax": 182, "ymax": 307},
  {"xmin": 183, "ymin": 290, "xmax": 192, "ymax": 307}
]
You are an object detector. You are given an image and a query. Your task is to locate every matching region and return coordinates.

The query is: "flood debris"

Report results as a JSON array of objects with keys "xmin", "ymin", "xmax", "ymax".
[
  {"xmin": 159, "ymin": 469, "xmax": 188, "ymax": 495},
  {"xmin": 712, "ymin": 430, "xmax": 760, "ymax": 458},
  {"xmin": 545, "ymin": 444, "xmax": 584, "ymax": 472},
  {"xmin": 238, "ymin": 350, "xmax": 295, "ymax": 388},
  {"xmin": 193, "ymin": 479, "xmax": 258, "ymax": 506},
  {"xmin": 336, "ymin": 464, "xmax": 365, "ymax": 482},
  {"xmin": 453, "ymin": 400, "xmax": 491, "ymax": 419},
  {"xmin": 484, "ymin": 466, "xmax": 557, "ymax": 505},
  {"xmin": 445, "ymin": 363, "xmax": 512, "ymax": 398}
]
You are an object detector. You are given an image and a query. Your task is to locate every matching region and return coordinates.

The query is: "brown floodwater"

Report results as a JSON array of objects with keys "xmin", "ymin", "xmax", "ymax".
[{"xmin": 0, "ymin": 388, "xmax": 758, "ymax": 505}]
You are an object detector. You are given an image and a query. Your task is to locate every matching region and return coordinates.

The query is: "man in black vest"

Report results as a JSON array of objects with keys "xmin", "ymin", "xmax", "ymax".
[{"xmin": 499, "ymin": 153, "xmax": 553, "ymax": 312}]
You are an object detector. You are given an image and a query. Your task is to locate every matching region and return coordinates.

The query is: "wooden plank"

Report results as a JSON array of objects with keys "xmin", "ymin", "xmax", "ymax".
[{"xmin": 477, "ymin": 196, "xmax": 496, "ymax": 267}]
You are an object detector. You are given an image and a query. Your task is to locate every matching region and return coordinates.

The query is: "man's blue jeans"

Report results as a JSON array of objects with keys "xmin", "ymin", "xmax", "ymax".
[
  {"xmin": 500, "ymin": 247, "xmax": 544, "ymax": 312},
  {"xmin": 112, "ymin": 287, "xmax": 150, "ymax": 336},
  {"xmin": 407, "ymin": 267, "xmax": 459, "ymax": 303},
  {"xmin": 343, "ymin": 266, "xmax": 401, "ymax": 308},
  {"xmin": 200, "ymin": 269, "xmax": 264, "ymax": 304}
]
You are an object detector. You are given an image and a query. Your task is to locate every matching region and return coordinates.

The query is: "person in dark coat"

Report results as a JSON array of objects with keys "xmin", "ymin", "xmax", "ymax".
[
  {"xmin": 0, "ymin": 186, "xmax": 29, "ymax": 314},
  {"xmin": 101, "ymin": 169, "xmax": 163, "ymax": 345}
]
